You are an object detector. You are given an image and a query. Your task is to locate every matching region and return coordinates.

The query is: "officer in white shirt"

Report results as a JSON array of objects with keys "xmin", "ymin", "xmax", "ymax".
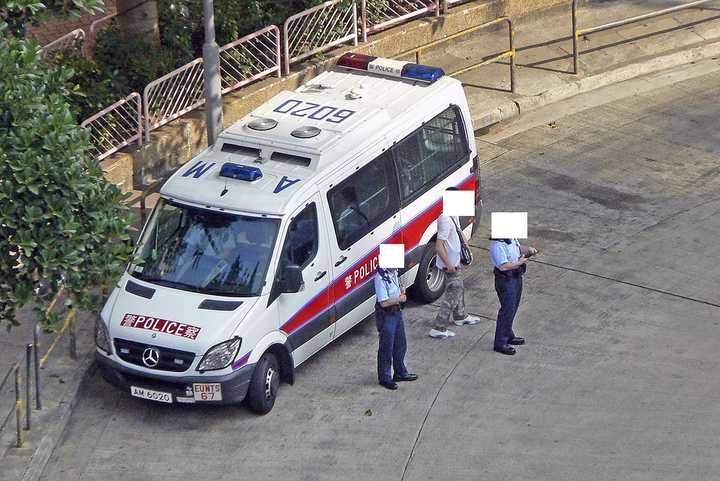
[
  {"xmin": 429, "ymin": 188, "xmax": 482, "ymax": 339},
  {"xmin": 489, "ymin": 238, "xmax": 538, "ymax": 355}
]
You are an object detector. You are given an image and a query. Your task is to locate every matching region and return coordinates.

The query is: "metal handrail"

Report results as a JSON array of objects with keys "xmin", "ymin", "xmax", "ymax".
[
  {"xmin": 572, "ymin": 0, "xmax": 716, "ymax": 74},
  {"xmin": 361, "ymin": 0, "xmax": 439, "ymax": 41},
  {"xmin": 283, "ymin": 0, "xmax": 358, "ymax": 75},
  {"xmin": 219, "ymin": 24, "xmax": 282, "ymax": 95},
  {"xmin": 81, "ymin": 92, "xmax": 143, "ymax": 161},
  {"xmin": 38, "ymin": 29, "xmax": 85, "ymax": 58},
  {"xmin": 143, "ymin": 57, "xmax": 206, "ymax": 142},
  {"xmin": 392, "ymin": 16, "xmax": 516, "ymax": 93},
  {"xmin": 441, "ymin": 0, "xmax": 475, "ymax": 13},
  {"xmin": 87, "ymin": 12, "xmax": 117, "ymax": 55}
]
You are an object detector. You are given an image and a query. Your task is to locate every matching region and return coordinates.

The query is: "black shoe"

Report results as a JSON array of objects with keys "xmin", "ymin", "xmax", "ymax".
[
  {"xmin": 509, "ymin": 337, "xmax": 525, "ymax": 346},
  {"xmin": 379, "ymin": 380, "xmax": 398, "ymax": 390},
  {"xmin": 393, "ymin": 373, "xmax": 418, "ymax": 382},
  {"xmin": 494, "ymin": 345, "xmax": 516, "ymax": 355}
]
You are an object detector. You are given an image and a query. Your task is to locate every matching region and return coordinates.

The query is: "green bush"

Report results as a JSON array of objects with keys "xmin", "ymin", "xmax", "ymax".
[
  {"xmin": 0, "ymin": 35, "xmax": 133, "ymax": 328},
  {"xmin": 53, "ymin": 51, "xmax": 128, "ymax": 122},
  {"xmin": 92, "ymin": 26, "xmax": 175, "ymax": 95}
]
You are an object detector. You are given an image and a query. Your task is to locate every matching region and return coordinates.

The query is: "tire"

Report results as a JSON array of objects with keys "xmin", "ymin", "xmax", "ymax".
[
  {"xmin": 410, "ymin": 242, "xmax": 446, "ymax": 303},
  {"xmin": 246, "ymin": 352, "xmax": 280, "ymax": 415}
]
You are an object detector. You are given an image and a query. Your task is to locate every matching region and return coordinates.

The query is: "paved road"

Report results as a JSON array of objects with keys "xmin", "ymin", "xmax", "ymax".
[{"xmin": 39, "ymin": 67, "xmax": 720, "ymax": 481}]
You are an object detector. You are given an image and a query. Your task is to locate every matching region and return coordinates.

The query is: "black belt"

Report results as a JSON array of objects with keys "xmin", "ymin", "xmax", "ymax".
[
  {"xmin": 494, "ymin": 266, "xmax": 525, "ymax": 277},
  {"xmin": 375, "ymin": 302, "xmax": 401, "ymax": 313}
]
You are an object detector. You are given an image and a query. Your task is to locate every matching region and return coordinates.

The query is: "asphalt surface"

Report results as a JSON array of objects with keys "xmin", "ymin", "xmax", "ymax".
[{"xmin": 38, "ymin": 68, "xmax": 720, "ymax": 481}]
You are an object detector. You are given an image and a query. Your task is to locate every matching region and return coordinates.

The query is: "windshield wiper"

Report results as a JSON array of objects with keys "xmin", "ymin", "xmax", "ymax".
[{"xmin": 137, "ymin": 277, "xmax": 202, "ymax": 293}]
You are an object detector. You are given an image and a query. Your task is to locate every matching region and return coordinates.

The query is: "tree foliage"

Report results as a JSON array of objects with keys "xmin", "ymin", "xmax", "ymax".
[
  {"xmin": 0, "ymin": 0, "xmax": 105, "ymax": 37},
  {"xmin": 0, "ymin": 33, "xmax": 133, "ymax": 328}
]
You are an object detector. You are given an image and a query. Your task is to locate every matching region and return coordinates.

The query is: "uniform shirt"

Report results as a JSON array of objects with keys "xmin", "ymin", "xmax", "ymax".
[
  {"xmin": 435, "ymin": 215, "xmax": 461, "ymax": 269},
  {"xmin": 490, "ymin": 239, "xmax": 521, "ymax": 268},
  {"xmin": 374, "ymin": 269, "xmax": 401, "ymax": 303}
]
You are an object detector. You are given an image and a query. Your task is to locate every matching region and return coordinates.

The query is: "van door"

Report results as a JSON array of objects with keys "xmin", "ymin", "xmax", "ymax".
[
  {"xmin": 272, "ymin": 192, "xmax": 334, "ymax": 366},
  {"xmin": 392, "ymin": 105, "xmax": 474, "ymax": 293},
  {"xmin": 321, "ymin": 150, "xmax": 402, "ymax": 339}
]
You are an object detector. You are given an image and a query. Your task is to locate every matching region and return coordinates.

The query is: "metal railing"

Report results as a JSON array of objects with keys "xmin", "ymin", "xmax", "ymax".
[
  {"xmin": 39, "ymin": 28, "xmax": 85, "ymax": 58},
  {"xmin": 441, "ymin": 0, "xmax": 475, "ymax": 12},
  {"xmin": 571, "ymin": 0, "xmax": 716, "ymax": 74},
  {"xmin": 361, "ymin": 0, "xmax": 439, "ymax": 41},
  {"xmin": 143, "ymin": 57, "xmax": 206, "ymax": 142},
  {"xmin": 81, "ymin": 93, "xmax": 143, "ymax": 161},
  {"xmin": 75, "ymin": 0, "xmax": 518, "ymax": 161},
  {"xmin": 87, "ymin": 12, "xmax": 117, "ymax": 54},
  {"xmin": 0, "ymin": 291, "xmax": 76, "ymax": 448},
  {"xmin": 219, "ymin": 25, "xmax": 282, "ymax": 95},
  {"xmin": 393, "ymin": 16, "xmax": 516, "ymax": 93},
  {"xmin": 283, "ymin": 0, "xmax": 358, "ymax": 75}
]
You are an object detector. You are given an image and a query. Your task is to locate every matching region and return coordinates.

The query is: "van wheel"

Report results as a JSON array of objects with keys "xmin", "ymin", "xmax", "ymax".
[
  {"xmin": 246, "ymin": 352, "xmax": 280, "ymax": 415},
  {"xmin": 411, "ymin": 243, "xmax": 446, "ymax": 303}
]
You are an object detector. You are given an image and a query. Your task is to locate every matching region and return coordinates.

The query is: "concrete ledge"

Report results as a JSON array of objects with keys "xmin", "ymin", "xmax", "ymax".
[
  {"xmin": 470, "ymin": 39, "xmax": 720, "ymax": 131},
  {"xmin": 104, "ymin": 0, "xmax": 569, "ymax": 188}
]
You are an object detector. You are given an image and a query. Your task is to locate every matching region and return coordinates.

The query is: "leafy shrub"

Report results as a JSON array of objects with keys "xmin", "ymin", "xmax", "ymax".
[
  {"xmin": 53, "ymin": 50, "xmax": 128, "ymax": 122},
  {"xmin": 0, "ymin": 35, "xmax": 133, "ymax": 328},
  {"xmin": 92, "ymin": 26, "xmax": 175, "ymax": 95}
]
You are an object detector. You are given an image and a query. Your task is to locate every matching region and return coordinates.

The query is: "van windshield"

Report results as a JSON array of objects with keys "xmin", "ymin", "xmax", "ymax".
[{"xmin": 130, "ymin": 199, "xmax": 279, "ymax": 297}]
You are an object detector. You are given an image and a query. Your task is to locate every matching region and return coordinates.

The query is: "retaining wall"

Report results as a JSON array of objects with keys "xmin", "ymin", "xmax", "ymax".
[{"xmin": 102, "ymin": 0, "xmax": 569, "ymax": 192}]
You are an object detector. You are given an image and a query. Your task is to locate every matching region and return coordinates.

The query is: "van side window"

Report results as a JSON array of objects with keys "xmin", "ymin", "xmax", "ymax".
[
  {"xmin": 394, "ymin": 106, "xmax": 469, "ymax": 201},
  {"xmin": 328, "ymin": 151, "xmax": 399, "ymax": 250},
  {"xmin": 281, "ymin": 203, "xmax": 318, "ymax": 269}
]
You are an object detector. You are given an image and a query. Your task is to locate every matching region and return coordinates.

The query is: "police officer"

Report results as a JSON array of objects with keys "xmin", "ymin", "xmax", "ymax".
[
  {"xmin": 374, "ymin": 268, "xmax": 418, "ymax": 390},
  {"xmin": 490, "ymin": 238, "xmax": 538, "ymax": 355}
]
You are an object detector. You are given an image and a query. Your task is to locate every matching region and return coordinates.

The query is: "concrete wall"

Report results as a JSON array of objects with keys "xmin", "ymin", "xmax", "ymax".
[{"xmin": 103, "ymin": 0, "xmax": 569, "ymax": 191}]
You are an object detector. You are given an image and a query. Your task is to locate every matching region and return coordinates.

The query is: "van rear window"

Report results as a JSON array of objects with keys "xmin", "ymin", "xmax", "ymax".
[
  {"xmin": 221, "ymin": 143, "xmax": 261, "ymax": 157},
  {"xmin": 270, "ymin": 152, "xmax": 311, "ymax": 167}
]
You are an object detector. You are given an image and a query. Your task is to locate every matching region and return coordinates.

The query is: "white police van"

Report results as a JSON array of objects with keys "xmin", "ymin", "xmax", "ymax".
[{"xmin": 95, "ymin": 53, "xmax": 481, "ymax": 414}]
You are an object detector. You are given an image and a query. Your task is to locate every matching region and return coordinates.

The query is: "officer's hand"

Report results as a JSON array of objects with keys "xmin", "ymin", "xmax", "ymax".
[
  {"xmin": 517, "ymin": 256, "xmax": 528, "ymax": 265},
  {"xmin": 446, "ymin": 265, "xmax": 456, "ymax": 273},
  {"xmin": 399, "ymin": 294, "xmax": 407, "ymax": 303}
]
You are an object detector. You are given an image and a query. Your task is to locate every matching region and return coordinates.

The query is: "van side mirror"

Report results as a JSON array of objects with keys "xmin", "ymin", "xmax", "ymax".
[{"xmin": 279, "ymin": 264, "xmax": 304, "ymax": 293}]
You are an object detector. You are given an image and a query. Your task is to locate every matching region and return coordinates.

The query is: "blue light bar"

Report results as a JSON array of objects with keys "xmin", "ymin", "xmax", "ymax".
[
  {"xmin": 401, "ymin": 63, "xmax": 445, "ymax": 83},
  {"xmin": 219, "ymin": 163, "xmax": 263, "ymax": 181}
]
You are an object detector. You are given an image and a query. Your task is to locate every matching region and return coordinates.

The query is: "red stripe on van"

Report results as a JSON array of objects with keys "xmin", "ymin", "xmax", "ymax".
[{"xmin": 280, "ymin": 174, "xmax": 476, "ymax": 337}]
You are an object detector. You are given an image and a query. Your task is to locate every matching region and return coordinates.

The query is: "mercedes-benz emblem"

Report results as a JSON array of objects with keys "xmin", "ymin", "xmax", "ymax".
[{"xmin": 142, "ymin": 347, "xmax": 160, "ymax": 367}]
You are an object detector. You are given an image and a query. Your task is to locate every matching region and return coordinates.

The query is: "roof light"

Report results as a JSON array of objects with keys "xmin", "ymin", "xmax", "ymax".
[
  {"xmin": 219, "ymin": 163, "xmax": 263, "ymax": 181},
  {"xmin": 337, "ymin": 52, "xmax": 376, "ymax": 70},
  {"xmin": 367, "ymin": 58, "xmax": 406, "ymax": 78},
  {"xmin": 336, "ymin": 52, "xmax": 444, "ymax": 84},
  {"xmin": 291, "ymin": 126, "xmax": 321, "ymax": 139},
  {"xmin": 401, "ymin": 63, "xmax": 445, "ymax": 83},
  {"xmin": 247, "ymin": 117, "xmax": 278, "ymax": 131}
]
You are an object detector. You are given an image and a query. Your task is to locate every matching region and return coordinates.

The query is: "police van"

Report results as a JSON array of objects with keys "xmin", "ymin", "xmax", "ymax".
[{"xmin": 95, "ymin": 53, "xmax": 481, "ymax": 413}]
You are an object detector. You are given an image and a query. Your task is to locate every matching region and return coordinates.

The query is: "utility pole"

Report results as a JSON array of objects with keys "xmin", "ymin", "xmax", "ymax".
[{"xmin": 203, "ymin": 0, "xmax": 223, "ymax": 146}]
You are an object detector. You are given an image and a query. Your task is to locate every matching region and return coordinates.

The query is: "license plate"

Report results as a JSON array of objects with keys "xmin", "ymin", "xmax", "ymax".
[
  {"xmin": 130, "ymin": 386, "xmax": 173, "ymax": 403},
  {"xmin": 193, "ymin": 383, "xmax": 222, "ymax": 401}
]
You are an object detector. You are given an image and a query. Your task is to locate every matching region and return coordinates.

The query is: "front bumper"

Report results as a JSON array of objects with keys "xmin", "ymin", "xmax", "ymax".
[{"xmin": 96, "ymin": 352, "xmax": 253, "ymax": 405}]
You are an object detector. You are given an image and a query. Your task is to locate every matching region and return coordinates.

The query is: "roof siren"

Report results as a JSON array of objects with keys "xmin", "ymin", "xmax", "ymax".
[
  {"xmin": 247, "ymin": 117, "xmax": 278, "ymax": 131},
  {"xmin": 291, "ymin": 126, "xmax": 322, "ymax": 139}
]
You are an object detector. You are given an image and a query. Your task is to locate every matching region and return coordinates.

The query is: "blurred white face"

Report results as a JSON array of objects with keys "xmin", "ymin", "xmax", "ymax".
[
  {"xmin": 379, "ymin": 243, "xmax": 405, "ymax": 269},
  {"xmin": 443, "ymin": 190, "xmax": 475, "ymax": 216},
  {"xmin": 491, "ymin": 212, "xmax": 528, "ymax": 239}
]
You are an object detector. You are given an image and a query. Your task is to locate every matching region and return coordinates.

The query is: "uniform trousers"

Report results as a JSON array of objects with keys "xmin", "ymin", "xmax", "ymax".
[
  {"xmin": 493, "ymin": 271, "xmax": 523, "ymax": 348},
  {"xmin": 376, "ymin": 308, "xmax": 408, "ymax": 384}
]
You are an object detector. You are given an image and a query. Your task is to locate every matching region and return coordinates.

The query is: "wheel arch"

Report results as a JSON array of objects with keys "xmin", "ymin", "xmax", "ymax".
[{"xmin": 247, "ymin": 331, "xmax": 295, "ymax": 385}]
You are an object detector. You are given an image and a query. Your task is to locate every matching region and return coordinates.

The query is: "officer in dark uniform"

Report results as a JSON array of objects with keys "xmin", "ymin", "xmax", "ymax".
[
  {"xmin": 489, "ymin": 238, "xmax": 538, "ymax": 355},
  {"xmin": 374, "ymin": 267, "xmax": 418, "ymax": 390}
]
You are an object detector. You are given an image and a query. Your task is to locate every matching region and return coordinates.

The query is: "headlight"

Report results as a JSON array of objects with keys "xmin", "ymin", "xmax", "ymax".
[
  {"xmin": 95, "ymin": 316, "xmax": 112, "ymax": 355},
  {"xmin": 197, "ymin": 337, "xmax": 241, "ymax": 372}
]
